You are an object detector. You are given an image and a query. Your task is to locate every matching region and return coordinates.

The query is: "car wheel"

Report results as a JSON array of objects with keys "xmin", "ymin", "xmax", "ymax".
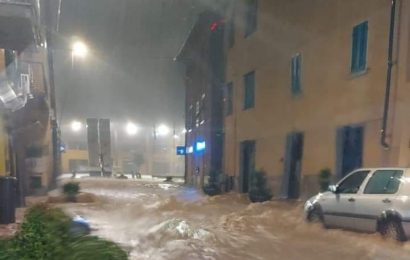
[
  {"xmin": 307, "ymin": 207, "xmax": 324, "ymax": 224},
  {"xmin": 380, "ymin": 220, "xmax": 406, "ymax": 242}
]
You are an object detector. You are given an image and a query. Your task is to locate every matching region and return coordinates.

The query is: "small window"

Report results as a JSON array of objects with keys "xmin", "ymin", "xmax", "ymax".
[
  {"xmin": 244, "ymin": 0, "xmax": 257, "ymax": 37},
  {"xmin": 225, "ymin": 82, "xmax": 233, "ymax": 116},
  {"xmin": 243, "ymin": 71, "xmax": 255, "ymax": 110},
  {"xmin": 351, "ymin": 21, "xmax": 368, "ymax": 73},
  {"xmin": 291, "ymin": 53, "xmax": 302, "ymax": 96},
  {"xmin": 337, "ymin": 170, "xmax": 370, "ymax": 194},
  {"xmin": 364, "ymin": 170, "xmax": 403, "ymax": 194}
]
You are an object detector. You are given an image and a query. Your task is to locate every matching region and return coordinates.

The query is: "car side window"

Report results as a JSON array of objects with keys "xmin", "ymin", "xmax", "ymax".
[
  {"xmin": 337, "ymin": 170, "xmax": 370, "ymax": 194},
  {"xmin": 364, "ymin": 170, "xmax": 403, "ymax": 194}
]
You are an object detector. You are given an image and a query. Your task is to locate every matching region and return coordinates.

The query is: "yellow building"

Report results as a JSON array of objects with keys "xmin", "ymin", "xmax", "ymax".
[
  {"xmin": 0, "ymin": 50, "xmax": 10, "ymax": 176},
  {"xmin": 61, "ymin": 149, "xmax": 89, "ymax": 173},
  {"xmin": 224, "ymin": 0, "xmax": 410, "ymax": 198}
]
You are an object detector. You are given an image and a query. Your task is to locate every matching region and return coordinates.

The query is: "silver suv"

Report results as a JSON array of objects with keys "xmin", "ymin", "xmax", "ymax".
[{"xmin": 304, "ymin": 168, "xmax": 410, "ymax": 241}]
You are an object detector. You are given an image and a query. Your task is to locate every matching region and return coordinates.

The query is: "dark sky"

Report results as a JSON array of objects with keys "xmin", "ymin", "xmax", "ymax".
[{"xmin": 54, "ymin": 0, "xmax": 225, "ymax": 140}]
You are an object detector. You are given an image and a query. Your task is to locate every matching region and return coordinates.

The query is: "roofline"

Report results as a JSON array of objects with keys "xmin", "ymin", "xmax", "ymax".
[{"xmin": 174, "ymin": 16, "xmax": 198, "ymax": 62}]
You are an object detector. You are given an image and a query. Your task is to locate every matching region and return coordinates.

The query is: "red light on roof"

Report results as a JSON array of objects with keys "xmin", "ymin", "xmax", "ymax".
[{"xmin": 210, "ymin": 22, "xmax": 219, "ymax": 31}]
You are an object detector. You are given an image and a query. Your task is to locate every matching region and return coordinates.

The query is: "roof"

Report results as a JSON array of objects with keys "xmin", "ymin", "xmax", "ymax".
[{"xmin": 174, "ymin": 11, "xmax": 222, "ymax": 62}]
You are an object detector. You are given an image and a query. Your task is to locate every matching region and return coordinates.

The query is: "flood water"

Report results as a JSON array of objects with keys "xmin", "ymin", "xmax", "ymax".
[{"xmin": 62, "ymin": 179, "xmax": 410, "ymax": 260}]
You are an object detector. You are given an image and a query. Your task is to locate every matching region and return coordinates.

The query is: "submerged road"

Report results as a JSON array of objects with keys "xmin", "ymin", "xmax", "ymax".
[{"xmin": 61, "ymin": 179, "xmax": 410, "ymax": 260}]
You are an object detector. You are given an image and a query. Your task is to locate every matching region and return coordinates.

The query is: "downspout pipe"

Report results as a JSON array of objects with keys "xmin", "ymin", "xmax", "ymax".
[{"xmin": 381, "ymin": 0, "xmax": 397, "ymax": 149}]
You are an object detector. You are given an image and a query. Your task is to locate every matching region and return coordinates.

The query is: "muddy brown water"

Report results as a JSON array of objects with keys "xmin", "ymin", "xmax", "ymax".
[{"xmin": 61, "ymin": 178, "xmax": 410, "ymax": 260}]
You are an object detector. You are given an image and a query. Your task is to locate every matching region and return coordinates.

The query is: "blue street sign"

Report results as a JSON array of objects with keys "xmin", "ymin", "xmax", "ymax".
[{"xmin": 176, "ymin": 146, "xmax": 186, "ymax": 156}]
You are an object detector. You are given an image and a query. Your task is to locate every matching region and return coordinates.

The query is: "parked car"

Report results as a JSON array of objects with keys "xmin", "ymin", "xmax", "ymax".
[{"xmin": 305, "ymin": 168, "xmax": 410, "ymax": 241}]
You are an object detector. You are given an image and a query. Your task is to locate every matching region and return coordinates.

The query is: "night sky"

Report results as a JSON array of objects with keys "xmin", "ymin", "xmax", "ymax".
[{"xmin": 54, "ymin": 0, "xmax": 225, "ymax": 142}]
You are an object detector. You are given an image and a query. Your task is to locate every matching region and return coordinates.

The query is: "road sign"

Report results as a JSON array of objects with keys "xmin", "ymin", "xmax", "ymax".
[{"xmin": 176, "ymin": 146, "xmax": 186, "ymax": 156}]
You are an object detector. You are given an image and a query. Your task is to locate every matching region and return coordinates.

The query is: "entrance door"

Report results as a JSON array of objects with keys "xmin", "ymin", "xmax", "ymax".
[
  {"xmin": 336, "ymin": 126, "xmax": 364, "ymax": 179},
  {"xmin": 281, "ymin": 132, "xmax": 304, "ymax": 199},
  {"xmin": 240, "ymin": 140, "xmax": 255, "ymax": 193}
]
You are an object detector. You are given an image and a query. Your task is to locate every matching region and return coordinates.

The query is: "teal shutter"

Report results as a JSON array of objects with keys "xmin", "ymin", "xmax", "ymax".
[
  {"xmin": 243, "ymin": 71, "xmax": 255, "ymax": 109},
  {"xmin": 351, "ymin": 21, "xmax": 368, "ymax": 73},
  {"xmin": 281, "ymin": 133, "xmax": 293, "ymax": 198},
  {"xmin": 358, "ymin": 22, "xmax": 368, "ymax": 71},
  {"xmin": 291, "ymin": 54, "xmax": 301, "ymax": 96},
  {"xmin": 335, "ymin": 127, "xmax": 346, "ymax": 180}
]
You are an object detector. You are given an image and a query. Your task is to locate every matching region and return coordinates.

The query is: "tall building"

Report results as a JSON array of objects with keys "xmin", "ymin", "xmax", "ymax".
[
  {"xmin": 0, "ymin": 0, "xmax": 61, "ymax": 202},
  {"xmin": 176, "ymin": 11, "xmax": 227, "ymax": 187},
  {"xmin": 224, "ymin": 0, "xmax": 410, "ymax": 198}
]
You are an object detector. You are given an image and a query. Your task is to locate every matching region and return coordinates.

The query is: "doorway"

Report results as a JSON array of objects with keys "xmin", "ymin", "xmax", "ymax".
[
  {"xmin": 281, "ymin": 132, "xmax": 304, "ymax": 199},
  {"xmin": 240, "ymin": 140, "xmax": 255, "ymax": 193},
  {"xmin": 336, "ymin": 126, "xmax": 364, "ymax": 179}
]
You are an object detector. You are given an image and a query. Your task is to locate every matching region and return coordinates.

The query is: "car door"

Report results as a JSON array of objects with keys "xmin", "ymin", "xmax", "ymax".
[
  {"xmin": 320, "ymin": 170, "xmax": 370, "ymax": 229},
  {"xmin": 353, "ymin": 169, "xmax": 403, "ymax": 232}
]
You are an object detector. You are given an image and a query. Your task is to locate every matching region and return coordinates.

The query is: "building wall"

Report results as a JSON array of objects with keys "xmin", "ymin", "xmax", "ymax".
[
  {"xmin": 0, "ymin": 50, "xmax": 10, "ymax": 176},
  {"xmin": 61, "ymin": 149, "xmax": 89, "ymax": 173},
  {"xmin": 179, "ymin": 12, "xmax": 226, "ymax": 187},
  {"xmin": 224, "ymin": 0, "xmax": 410, "ymax": 198}
]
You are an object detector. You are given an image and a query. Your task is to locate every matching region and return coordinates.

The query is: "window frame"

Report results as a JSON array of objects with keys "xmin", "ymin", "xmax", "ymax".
[
  {"xmin": 243, "ymin": 71, "xmax": 255, "ymax": 110},
  {"xmin": 244, "ymin": 0, "xmax": 258, "ymax": 37},
  {"xmin": 351, "ymin": 21, "xmax": 368, "ymax": 74},
  {"xmin": 291, "ymin": 53, "xmax": 302, "ymax": 96},
  {"xmin": 336, "ymin": 170, "xmax": 370, "ymax": 194}
]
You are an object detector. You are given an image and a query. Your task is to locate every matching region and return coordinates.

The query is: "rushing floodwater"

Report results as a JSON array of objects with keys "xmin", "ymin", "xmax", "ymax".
[{"xmin": 61, "ymin": 179, "xmax": 410, "ymax": 260}]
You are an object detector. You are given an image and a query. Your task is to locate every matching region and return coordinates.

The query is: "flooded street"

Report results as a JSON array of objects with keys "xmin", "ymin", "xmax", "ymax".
[{"xmin": 62, "ymin": 179, "xmax": 410, "ymax": 260}]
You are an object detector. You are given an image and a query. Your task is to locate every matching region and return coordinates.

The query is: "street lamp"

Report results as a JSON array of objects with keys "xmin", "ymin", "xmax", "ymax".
[
  {"xmin": 72, "ymin": 41, "xmax": 88, "ymax": 58},
  {"xmin": 125, "ymin": 122, "xmax": 138, "ymax": 136},
  {"xmin": 70, "ymin": 120, "xmax": 82, "ymax": 132},
  {"xmin": 157, "ymin": 124, "xmax": 170, "ymax": 136}
]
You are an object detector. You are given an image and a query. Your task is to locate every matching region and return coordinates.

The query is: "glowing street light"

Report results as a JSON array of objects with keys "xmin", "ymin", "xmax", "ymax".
[
  {"xmin": 125, "ymin": 122, "xmax": 138, "ymax": 136},
  {"xmin": 71, "ymin": 120, "xmax": 82, "ymax": 132},
  {"xmin": 72, "ymin": 41, "xmax": 88, "ymax": 58},
  {"xmin": 157, "ymin": 124, "xmax": 170, "ymax": 136}
]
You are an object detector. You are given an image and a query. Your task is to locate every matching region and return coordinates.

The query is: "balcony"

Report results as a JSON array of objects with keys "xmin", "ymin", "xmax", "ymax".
[{"xmin": 0, "ymin": 0, "xmax": 40, "ymax": 51}]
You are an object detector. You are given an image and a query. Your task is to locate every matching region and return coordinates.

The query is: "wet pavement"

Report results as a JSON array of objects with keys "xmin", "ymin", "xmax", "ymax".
[{"xmin": 61, "ymin": 178, "xmax": 410, "ymax": 260}]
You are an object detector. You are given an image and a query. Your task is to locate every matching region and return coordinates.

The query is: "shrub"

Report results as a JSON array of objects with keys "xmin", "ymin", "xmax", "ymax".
[
  {"xmin": 63, "ymin": 182, "xmax": 80, "ymax": 202},
  {"xmin": 0, "ymin": 204, "xmax": 128, "ymax": 260},
  {"xmin": 64, "ymin": 236, "xmax": 128, "ymax": 260},
  {"xmin": 318, "ymin": 168, "xmax": 332, "ymax": 192},
  {"xmin": 6, "ymin": 204, "xmax": 71, "ymax": 260},
  {"xmin": 203, "ymin": 170, "xmax": 221, "ymax": 196},
  {"xmin": 249, "ymin": 169, "xmax": 273, "ymax": 203}
]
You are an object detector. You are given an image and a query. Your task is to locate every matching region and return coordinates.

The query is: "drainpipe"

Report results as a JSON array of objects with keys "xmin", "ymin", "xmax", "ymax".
[{"xmin": 381, "ymin": 0, "xmax": 397, "ymax": 149}]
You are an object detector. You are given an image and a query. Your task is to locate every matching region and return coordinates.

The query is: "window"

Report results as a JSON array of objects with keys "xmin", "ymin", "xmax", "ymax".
[
  {"xmin": 364, "ymin": 170, "xmax": 403, "ymax": 194},
  {"xmin": 243, "ymin": 71, "xmax": 255, "ymax": 110},
  {"xmin": 225, "ymin": 82, "xmax": 233, "ymax": 116},
  {"xmin": 351, "ymin": 21, "xmax": 368, "ymax": 73},
  {"xmin": 337, "ymin": 170, "xmax": 370, "ymax": 194},
  {"xmin": 244, "ymin": 0, "xmax": 257, "ymax": 37},
  {"xmin": 291, "ymin": 53, "xmax": 302, "ymax": 96}
]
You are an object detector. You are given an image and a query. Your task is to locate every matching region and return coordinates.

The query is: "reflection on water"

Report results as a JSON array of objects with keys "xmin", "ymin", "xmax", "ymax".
[{"xmin": 62, "ymin": 179, "xmax": 410, "ymax": 260}]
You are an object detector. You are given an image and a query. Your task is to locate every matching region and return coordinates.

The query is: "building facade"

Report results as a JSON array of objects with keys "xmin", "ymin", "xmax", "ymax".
[
  {"xmin": 177, "ymin": 11, "xmax": 226, "ymax": 187},
  {"xmin": 61, "ymin": 149, "xmax": 89, "ymax": 173},
  {"xmin": 0, "ymin": 0, "xmax": 61, "ymax": 201},
  {"xmin": 224, "ymin": 0, "xmax": 410, "ymax": 198}
]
